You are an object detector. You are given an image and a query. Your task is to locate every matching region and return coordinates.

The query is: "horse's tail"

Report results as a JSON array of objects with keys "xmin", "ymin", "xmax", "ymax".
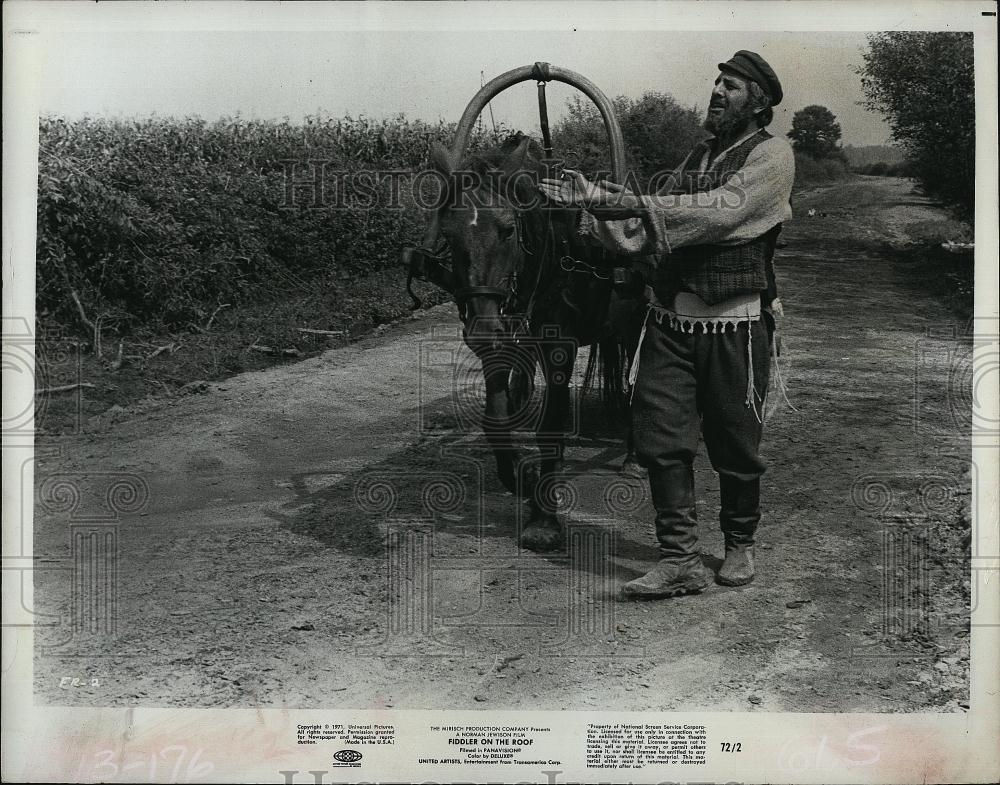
[{"xmin": 581, "ymin": 333, "xmax": 629, "ymax": 419}]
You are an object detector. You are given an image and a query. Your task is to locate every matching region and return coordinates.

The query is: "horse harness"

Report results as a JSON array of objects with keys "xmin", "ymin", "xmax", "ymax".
[
  {"xmin": 404, "ymin": 201, "xmax": 618, "ymax": 335},
  {"xmin": 403, "ymin": 208, "xmax": 531, "ymax": 318},
  {"xmin": 403, "ymin": 62, "xmax": 622, "ymax": 334}
]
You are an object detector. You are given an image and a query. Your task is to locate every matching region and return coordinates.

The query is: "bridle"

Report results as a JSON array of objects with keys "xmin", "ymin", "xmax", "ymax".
[
  {"xmin": 406, "ymin": 199, "xmax": 549, "ymax": 332},
  {"xmin": 403, "ymin": 238, "xmax": 456, "ymax": 308},
  {"xmin": 455, "ymin": 210, "xmax": 539, "ymax": 317}
]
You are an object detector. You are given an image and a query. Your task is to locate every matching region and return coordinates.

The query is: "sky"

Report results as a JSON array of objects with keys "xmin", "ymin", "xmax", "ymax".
[{"xmin": 33, "ymin": 28, "xmax": 896, "ymax": 147}]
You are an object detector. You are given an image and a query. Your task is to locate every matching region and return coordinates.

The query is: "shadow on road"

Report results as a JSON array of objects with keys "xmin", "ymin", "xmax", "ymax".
[{"xmin": 265, "ymin": 391, "xmax": 657, "ymax": 578}]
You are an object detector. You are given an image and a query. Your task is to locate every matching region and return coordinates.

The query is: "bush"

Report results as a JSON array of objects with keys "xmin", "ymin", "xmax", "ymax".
[
  {"xmin": 886, "ymin": 161, "xmax": 914, "ymax": 177},
  {"xmin": 792, "ymin": 151, "xmax": 848, "ymax": 189},
  {"xmin": 842, "ymin": 144, "xmax": 906, "ymax": 170},
  {"xmin": 36, "ymin": 115, "xmax": 510, "ymax": 335},
  {"xmin": 904, "ymin": 218, "xmax": 974, "ymax": 245},
  {"xmin": 552, "ymin": 92, "xmax": 705, "ymax": 187},
  {"xmin": 821, "ymin": 158, "xmax": 848, "ymax": 180},
  {"xmin": 860, "ymin": 32, "xmax": 974, "ymax": 219},
  {"xmin": 854, "ymin": 160, "xmax": 917, "ymax": 177}
]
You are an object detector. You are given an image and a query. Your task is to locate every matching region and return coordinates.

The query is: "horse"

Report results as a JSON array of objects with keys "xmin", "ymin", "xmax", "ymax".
[{"xmin": 425, "ymin": 131, "xmax": 642, "ymax": 551}]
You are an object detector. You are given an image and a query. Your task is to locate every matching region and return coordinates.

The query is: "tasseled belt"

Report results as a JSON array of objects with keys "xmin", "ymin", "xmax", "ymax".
[
  {"xmin": 662, "ymin": 290, "xmax": 762, "ymax": 331},
  {"xmin": 627, "ymin": 290, "xmax": 776, "ymax": 422}
]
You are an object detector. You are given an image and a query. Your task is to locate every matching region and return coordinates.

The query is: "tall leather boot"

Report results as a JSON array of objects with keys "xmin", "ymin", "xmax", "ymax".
[
  {"xmin": 717, "ymin": 476, "xmax": 760, "ymax": 586},
  {"xmin": 623, "ymin": 464, "xmax": 711, "ymax": 598}
]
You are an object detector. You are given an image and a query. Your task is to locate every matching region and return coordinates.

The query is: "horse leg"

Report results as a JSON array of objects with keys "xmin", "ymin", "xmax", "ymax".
[
  {"xmin": 610, "ymin": 334, "xmax": 644, "ymax": 478},
  {"xmin": 621, "ymin": 407, "xmax": 646, "ymax": 478},
  {"xmin": 507, "ymin": 344, "xmax": 536, "ymax": 417},
  {"xmin": 481, "ymin": 353, "xmax": 520, "ymax": 494},
  {"xmin": 521, "ymin": 338, "xmax": 577, "ymax": 552},
  {"xmin": 612, "ymin": 295, "xmax": 646, "ymax": 479}
]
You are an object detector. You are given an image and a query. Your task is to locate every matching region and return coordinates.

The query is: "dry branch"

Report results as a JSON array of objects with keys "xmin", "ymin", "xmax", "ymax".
[
  {"xmin": 204, "ymin": 303, "xmax": 231, "ymax": 331},
  {"xmin": 94, "ymin": 315, "xmax": 104, "ymax": 358},
  {"xmin": 36, "ymin": 382, "xmax": 96, "ymax": 395},
  {"xmin": 108, "ymin": 341, "xmax": 125, "ymax": 371},
  {"xmin": 295, "ymin": 328, "xmax": 347, "ymax": 337},
  {"xmin": 147, "ymin": 342, "xmax": 180, "ymax": 359},
  {"xmin": 250, "ymin": 344, "xmax": 300, "ymax": 358},
  {"xmin": 70, "ymin": 289, "xmax": 103, "ymax": 358}
]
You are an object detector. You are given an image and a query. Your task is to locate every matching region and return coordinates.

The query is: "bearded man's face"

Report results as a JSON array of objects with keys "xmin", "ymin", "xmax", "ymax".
[{"xmin": 704, "ymin": 70, "xmax": 759, "ymax": 138}]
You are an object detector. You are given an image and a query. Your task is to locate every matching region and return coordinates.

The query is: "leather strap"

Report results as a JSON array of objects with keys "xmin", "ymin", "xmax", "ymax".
[
  {"xmin": 537, "ymin": 82, "xmax": 553, "ymax": 160},
  {"xmin": 456, "ymin": 285, "xmax": 510, "ymax": 302},
  {"xmin": 532, "ymin": 61, "xmax": 554, "ymax": 159}
]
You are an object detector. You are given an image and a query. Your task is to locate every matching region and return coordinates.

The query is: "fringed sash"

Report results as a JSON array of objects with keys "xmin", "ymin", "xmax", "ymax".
[
  {"xmin": 663, "ymin": 291, "xmax": 761, "ymax": 332},
  {"xmin": 627, "ymin": 291, "xmax": 767, "ymax": 422}
]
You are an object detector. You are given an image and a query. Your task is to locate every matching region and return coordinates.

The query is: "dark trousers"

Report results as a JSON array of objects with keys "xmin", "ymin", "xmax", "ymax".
[
  {"xmin": 632, "ymin": 316, "xmax": 772, "ymax": 482},
  {"xmin": 632, "ymin": 315, "xmax": 773, "ymax": 553}
]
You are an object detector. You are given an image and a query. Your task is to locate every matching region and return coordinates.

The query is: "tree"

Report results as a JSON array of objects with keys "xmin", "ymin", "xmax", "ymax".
[
  {"xmin": 787, "ymin": 105, "xmax": 843, "ymax": 159},
  {"xmin": 552, "ymin": 92, "xmax": 704, "ymax": 185},
  {"xmin": 859, "ymin": 32, "xmax": 974, "ymax": 218}
]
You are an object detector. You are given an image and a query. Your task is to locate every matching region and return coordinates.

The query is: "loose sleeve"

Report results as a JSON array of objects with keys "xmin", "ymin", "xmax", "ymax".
[
  {"xmin": 583, "ymin": 210, "xmax": 669, "ymax": 257},
  {"xmin": 643, "ymin": 138, "xmax": 794, "ymax": 248},
  {"xmin": 583, "ymin": 136, "xmax": 794, "ymax": 256}
]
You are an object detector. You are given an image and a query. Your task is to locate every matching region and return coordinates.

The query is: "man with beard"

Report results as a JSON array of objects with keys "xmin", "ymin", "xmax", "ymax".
[{"xmin": 539, "ymin": 51, "xmax": 793, "ymax": 597}]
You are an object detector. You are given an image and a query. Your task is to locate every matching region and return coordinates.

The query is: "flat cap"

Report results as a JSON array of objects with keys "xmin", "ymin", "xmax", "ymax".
[{"xmin": 718, "ymin": 50, "xmax": 783, "ymax": 106}]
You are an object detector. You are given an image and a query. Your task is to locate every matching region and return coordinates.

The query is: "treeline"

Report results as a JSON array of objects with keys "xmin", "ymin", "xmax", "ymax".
[
  {"xmin": 860, "ymin": 32, "xmax": 974, "ymax": 219},
  {"xmin": 851, "ymin": 160, "xmax": 915, "ymax": 177},
  {"xmin": 553, "ymin": 93, "xmax": 857, "ymax": 193},
  {"xmin": 37, "ymin": 115, "xmax": 506, "ymax": 333},
  {"xmin": 840, "ymin": 145, "xmax": 912, "ymax": 177},
  {"xmin": 841, "ymin": 144, "xmax": 905, "ymax": 169}
]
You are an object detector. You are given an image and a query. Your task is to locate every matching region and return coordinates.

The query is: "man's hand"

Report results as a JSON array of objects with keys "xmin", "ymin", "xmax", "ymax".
[
  {"xmin": 600, "ymin": 179, "xmax": 632, "ymax": 195},
  {"xmin": 538, "ymin": 169, "xmax": 605, "ymax": 206},
  {"xmin": 538, "ymin": 169, "xmax": 641, "ymax": 219}
]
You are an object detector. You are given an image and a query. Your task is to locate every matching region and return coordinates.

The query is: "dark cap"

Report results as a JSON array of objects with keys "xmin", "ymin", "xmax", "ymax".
[{"xmin": 717, "ymin": 50, "xmax": 783, "ymax": 106}]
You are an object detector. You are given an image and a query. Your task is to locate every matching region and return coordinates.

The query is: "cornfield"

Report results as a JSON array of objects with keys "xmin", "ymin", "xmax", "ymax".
[{"xmin": 36, "ymin": 114, "xmax": 511, "ymax": 335}]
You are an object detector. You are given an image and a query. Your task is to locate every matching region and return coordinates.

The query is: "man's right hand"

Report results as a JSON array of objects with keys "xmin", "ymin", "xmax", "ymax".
[
  {"xmin": 600, "ymin": 179, "xmax": 634, "ymax": 195},
  {"xmin": 538, "ymin": 169, "xmax": 606, "ymax": 207},
  {"xmin": 538, "ymin": 170, "xmax": 642, "ymax": 219}
]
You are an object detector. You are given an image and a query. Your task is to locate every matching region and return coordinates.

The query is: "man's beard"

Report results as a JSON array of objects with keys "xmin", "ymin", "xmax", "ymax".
[{"xmin": 703, "ymin": 101, "xmax": 758, "ymax": 140}]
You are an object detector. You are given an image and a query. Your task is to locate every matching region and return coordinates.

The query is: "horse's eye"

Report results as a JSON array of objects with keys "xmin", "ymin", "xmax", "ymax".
[{"xmin": 498, "ymin": 224, "xmax": 515, "ymax": 242}]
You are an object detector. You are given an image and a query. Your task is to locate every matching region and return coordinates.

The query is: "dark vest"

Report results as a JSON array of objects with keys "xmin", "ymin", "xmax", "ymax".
[{"xmin": 656, "ymin": 128, "xmax": 780, "ymax": 306}]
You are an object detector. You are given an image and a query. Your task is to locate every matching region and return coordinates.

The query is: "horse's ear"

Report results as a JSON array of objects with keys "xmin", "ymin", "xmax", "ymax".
[
  {"xmin": 501, "ymin": 136, "xmax": 534, "ymax": 176},
  {"xmin": 429, "ymin": 141, "xmax": 454, "ymax": 175},
  {"xmin": 501, "ymin": 131, "xmax": 527, "ymax": 153}
]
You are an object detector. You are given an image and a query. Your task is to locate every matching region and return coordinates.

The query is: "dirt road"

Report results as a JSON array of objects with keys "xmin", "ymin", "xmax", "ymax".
[{"xmin": 33, "ymin": 177, "xmax": 971, "ymax": 712}]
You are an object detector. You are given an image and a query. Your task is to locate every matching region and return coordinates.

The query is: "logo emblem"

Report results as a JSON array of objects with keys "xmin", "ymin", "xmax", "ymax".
[{"xmin": 333, "ymin": 749, "xmax": 363, "ymax": 764}]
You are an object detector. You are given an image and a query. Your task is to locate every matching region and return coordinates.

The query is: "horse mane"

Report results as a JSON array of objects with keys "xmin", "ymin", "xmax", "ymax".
[
  {"xmin": 464, "ymin": 131, "xmax": 544, "ymax": 171},
  {"xmin": 459, "ymin": 132, "xmax": 548, "ymax": 206}
]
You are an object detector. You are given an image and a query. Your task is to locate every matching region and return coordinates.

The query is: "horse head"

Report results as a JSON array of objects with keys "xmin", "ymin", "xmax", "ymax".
[{"xmin": 429, "ymin": 132, "xmax": 564, "ymax": 357}]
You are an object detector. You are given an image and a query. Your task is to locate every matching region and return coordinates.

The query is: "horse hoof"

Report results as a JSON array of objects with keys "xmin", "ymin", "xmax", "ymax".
[
  {"xmin": 498, "ymin": 467, "xmax": 518, "ymax": 495},
  {"xmin": 521, "ymin": 525, "xmax": 564, "ymax": 553},
  {"xmin": 517, "ymin": 463, "xmax": 540, "ymax": 500},
  {"xmin": 620, "ymin": 459, "xmax": 647, "ymax": 479}
]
